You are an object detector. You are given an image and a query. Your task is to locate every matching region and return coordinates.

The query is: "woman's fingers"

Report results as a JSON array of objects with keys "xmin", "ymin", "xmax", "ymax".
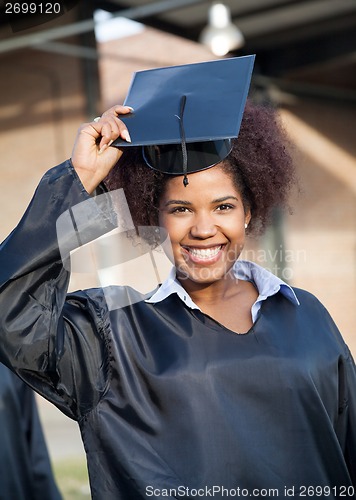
[
  {"xmin": 96, "ymin": 120, "xmax": 132, "ymax": 154},
  {"xmin": 71, "ymin": 105, "xmax": 133, "ymax": 193},
  {"xmin": 93, "ymin": 106, "xmax": 133, "ymax": 153},
  {"xmin": 101, "ymin": 104, "xmax": 134, "ymax": 119}
]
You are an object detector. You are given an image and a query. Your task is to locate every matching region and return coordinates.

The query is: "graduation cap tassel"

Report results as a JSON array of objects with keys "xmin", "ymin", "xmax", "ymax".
[{"xmin": 178, "ymin": 95, "xmax": 189, "ymax": 187}]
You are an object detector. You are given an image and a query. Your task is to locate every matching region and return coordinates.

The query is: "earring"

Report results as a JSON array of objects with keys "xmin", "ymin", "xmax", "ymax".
[{"xmin": 244, "ymin": 223, "xmax": 248, "ymax": 229}]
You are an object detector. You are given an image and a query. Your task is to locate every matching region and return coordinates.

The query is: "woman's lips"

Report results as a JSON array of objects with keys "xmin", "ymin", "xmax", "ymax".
[{"xmin": 182, "ymin": 245, "xmax": 224, "ymax": 264}]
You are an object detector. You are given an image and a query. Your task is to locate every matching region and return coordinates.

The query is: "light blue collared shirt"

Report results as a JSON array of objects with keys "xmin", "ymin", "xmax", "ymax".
[{"xmin": 146, "ymin": 260, "xmax": 300, "ymax": 323}]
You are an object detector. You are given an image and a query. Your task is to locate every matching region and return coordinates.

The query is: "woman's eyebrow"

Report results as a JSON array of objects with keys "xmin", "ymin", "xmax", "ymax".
[
  {"xmin": 163, "ymin": 195, "xmax": 239, "ymax": 207},
  {"xmin": 163, "ymin": 199, "xmax": 192, "ymax": 207},
  {"xmin": 212, "ymin": 196, "xmax": 239, "ymax": 203}
]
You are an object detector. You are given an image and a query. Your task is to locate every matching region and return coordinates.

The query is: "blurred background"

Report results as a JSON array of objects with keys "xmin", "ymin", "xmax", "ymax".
[{"xmin": 0, "ymin": 1, "xmax": 355, "ymax": 498}]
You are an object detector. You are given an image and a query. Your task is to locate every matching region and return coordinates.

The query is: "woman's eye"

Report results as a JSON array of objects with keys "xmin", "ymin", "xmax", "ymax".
[
  {"xmin": 216, "ymin": 204, "xmax": 234, "ymax": 211},
  {"xmin": 171, "ymin": 206, "xmax": 189, "ymax": 213}
]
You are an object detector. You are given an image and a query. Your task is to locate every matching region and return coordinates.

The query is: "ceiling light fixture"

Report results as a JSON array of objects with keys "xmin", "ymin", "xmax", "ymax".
[{"xmin": 199, "ymin": 2, "xmax": 245, "ymax": 57}]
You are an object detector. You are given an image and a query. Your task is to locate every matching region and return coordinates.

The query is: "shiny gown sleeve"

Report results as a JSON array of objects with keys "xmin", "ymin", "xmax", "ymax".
[
  {"xmin": 338, "ymin": 340, "xmax": 356, "ymax": 485},
  {"xmin": 0, "ymin": 161, "xmax": 116, "ymax": 420}
]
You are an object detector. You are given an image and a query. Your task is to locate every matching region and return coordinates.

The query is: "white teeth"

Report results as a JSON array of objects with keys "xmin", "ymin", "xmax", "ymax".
[{"xmin": 188, "ymin": 246, "xmax": 222, "ymax": 259}]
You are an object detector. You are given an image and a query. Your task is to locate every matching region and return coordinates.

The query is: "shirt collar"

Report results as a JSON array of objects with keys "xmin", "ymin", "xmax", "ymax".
[
  {"xmin": 146, "ymin": 266, "xmax": 199, "ymax": 309},
  {"xmin": 146, "ymin": 260, "xmax": 299, "ymax": 319}
]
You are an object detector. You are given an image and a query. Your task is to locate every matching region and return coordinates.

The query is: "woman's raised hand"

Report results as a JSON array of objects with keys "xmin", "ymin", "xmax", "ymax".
[{"xmin": 71, "ymin": 105, "xmax": 133, "ymax": 194}]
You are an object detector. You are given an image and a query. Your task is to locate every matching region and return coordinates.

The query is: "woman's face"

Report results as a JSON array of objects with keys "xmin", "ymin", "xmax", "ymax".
[{"xmin": 158, "ymin": 164, "xmax": 250, "ymax": 288}]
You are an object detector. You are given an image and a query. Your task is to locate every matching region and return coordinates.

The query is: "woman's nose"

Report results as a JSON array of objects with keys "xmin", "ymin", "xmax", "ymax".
[{"xmin": 190, "ymin": 214, "xmax": 218, "ymax": 239}]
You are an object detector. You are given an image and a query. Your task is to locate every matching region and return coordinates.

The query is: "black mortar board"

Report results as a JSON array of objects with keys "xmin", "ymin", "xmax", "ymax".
[{"xmin": 112, "ymin": 55, "xmax": 255, "ymax": 184}]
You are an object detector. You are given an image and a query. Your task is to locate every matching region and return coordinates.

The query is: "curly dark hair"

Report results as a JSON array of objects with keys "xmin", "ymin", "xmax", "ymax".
[{"xmin": 105, "ymin": 100, "xmax": 296, "ymax": 244}]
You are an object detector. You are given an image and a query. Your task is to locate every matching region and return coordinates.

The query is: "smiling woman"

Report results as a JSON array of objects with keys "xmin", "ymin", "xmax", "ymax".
[
  {"xmin": 0, "ymin": 57, "xmax": 355, "ymax": 500},
  {"xmin": 156, "ymin": 165, "xmax": 256, "ymax": 333},
  {"xmin": 160, "ymin": 167, "xmax": 247, "ymax": 271},
  {"xmin": 104, "ymin": 98, "xmax": 295, "ymax": 337}
]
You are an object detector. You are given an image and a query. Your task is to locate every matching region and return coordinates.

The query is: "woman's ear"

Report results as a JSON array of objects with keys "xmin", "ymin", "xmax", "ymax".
[{"xmin": 244, "ymin": 209, "xmax": 251, "ymax": 229}]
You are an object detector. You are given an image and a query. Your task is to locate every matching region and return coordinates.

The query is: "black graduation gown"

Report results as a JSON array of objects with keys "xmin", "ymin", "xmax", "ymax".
[
  {"xmin": 0, "ymin": 364, "xmax": 62, "ymax": 500},
  {"xmin": 0, "ymin": 161, "xmax": 355, "ymax": 499}
]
